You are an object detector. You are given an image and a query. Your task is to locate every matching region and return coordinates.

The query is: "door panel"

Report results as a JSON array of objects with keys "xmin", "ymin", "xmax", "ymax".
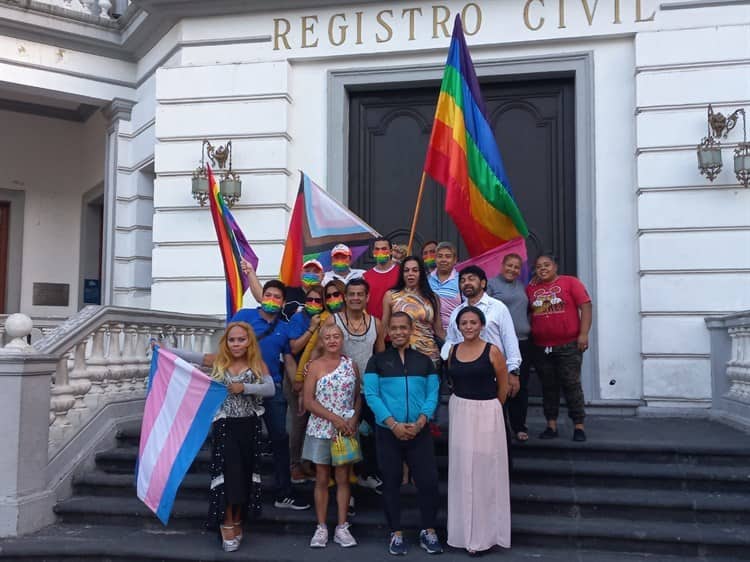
[{"xmin": 348, "ymin": 77, "xmax": 576, "ymax": 272}]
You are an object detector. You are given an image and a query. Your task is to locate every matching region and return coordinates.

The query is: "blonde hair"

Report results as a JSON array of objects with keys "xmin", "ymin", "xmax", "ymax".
[{"xmin": 211, "ymin": 321, "xmax": 265, "ymax": 381}]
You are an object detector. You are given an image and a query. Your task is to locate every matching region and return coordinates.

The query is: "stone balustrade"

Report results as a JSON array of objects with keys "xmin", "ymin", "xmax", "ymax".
[
  {"xmin": 24, "ymin": 0, "xmax": 130, "ymax": 20},
  {"xmin": 0, "ymin": 306, "xmax": 224, "ymax": 536},
  {"xmin": 706, "ymin": 310, "xmax": 750, "ymax": 430},
  {"xmin": 18, "ymin": 306, "xmax": 224, "ymax": 457}
]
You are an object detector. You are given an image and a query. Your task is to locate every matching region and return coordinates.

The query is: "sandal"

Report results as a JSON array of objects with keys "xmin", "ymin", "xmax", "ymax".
[{"xmin": 220, "ymin": 525, "xmax": 239, "ymax": 552}]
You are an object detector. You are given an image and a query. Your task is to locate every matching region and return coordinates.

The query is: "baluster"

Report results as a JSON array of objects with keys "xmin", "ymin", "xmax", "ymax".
[
  {"xmin": 68, "ymin": 339, "xmax": 92, "ymax": 411},
  {"xmin": 175, "ymin": 327, "xmax": 187, "ymax": 350},
  {"xmin": 121, "ymin": 324, "xmax": 139, "ymax": 397},
  {"xmin": 106, "ymin": 323, "xmax": 126, "ymax": 398},
  {"xmin": 201, "ymin": 328, "xmax": 214, "ymax": 354},
  {"xmin": 138, "ymin": 324, "xmax": 154, "ymax": 391},
  {"xmin": 86, "ymin": 326, "xmax": 108, "ymax": 410},
  {"xmin": 98, "ymin": 0, "xmax": 112, "ymax": 18},
  {"xmin": 49, "ymin": 356, "xmax": 76, "ymax": 451}
]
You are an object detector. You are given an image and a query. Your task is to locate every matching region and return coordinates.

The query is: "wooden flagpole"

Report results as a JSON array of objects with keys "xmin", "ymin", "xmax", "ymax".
[{"xmin": 407, "ymin": 171, "xmax": 427, "ymax": 255}]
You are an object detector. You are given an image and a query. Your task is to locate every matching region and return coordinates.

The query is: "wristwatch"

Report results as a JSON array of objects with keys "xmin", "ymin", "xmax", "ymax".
[{"xmin": 509, "ymin": 369, "xmax": 520, "ymax": 377}]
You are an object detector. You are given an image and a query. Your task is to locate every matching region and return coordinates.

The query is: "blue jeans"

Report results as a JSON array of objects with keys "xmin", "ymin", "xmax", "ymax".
[{"xmin": 263, "ymin": 382, "xmax": 292, "ymax": 499}]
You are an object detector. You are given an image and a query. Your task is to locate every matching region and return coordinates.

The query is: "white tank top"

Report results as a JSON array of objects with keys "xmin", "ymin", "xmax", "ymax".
[{"xmin": 333, "ymin": 312, "xmax": 378, "ymax": 377}]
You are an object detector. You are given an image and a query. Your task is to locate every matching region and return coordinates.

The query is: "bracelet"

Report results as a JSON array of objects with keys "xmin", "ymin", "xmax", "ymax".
[{"xmin": 389, "ymin": 421, "xmax": 399, "ymax": 431}]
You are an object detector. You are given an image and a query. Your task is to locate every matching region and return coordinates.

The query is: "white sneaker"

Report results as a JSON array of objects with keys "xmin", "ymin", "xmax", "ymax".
[
  {"xmin": 357, "ymin": 475, "xmax": 383, "ymax": 489},
  {"xmin": 310, "ymin": 524, "xmax": 328, "ymax": 548},
  {"xmin": 334, "ymin": 522, "xmax": 358, "ymax": 547}
]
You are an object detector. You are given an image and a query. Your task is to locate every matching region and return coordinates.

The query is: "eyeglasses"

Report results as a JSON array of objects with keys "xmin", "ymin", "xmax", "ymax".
[
  {"xmin": 306, "ymin": 297, "xmax": 323, "ymax": 304},
  {"xmin": 326, "ymin": 291, "xmax": 342, "ymax": 299}
]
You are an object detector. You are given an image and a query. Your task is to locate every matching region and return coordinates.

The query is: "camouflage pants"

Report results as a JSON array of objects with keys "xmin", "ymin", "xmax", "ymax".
[{"xmin": 532, "ymin": 341, "xmax": 586, "ymax": 424}]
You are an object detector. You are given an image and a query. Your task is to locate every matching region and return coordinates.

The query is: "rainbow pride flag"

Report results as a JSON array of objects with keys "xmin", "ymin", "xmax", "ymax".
[
  {"xmin": 207, "ymin": 165, "xmax": 258, "ymax": 319},
  {"xmin": 423, "ymin": 15, "xmax": 528, "ymax": 257},
  {"xmin": 136, "ymin": 347, "xmax": 227, "ymax": 524},
  {"xmin": 280, "ymin": 172, "xmax": 380, "ymax": 286}
]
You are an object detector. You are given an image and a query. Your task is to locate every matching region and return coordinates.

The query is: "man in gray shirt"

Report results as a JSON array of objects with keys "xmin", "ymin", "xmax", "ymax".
[{"xmin": 488, "ymin": 253, "xmax": 531, "ymax": 442}]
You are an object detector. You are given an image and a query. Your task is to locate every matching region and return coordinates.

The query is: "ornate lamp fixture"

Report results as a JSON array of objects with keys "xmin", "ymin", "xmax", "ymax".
[
  {"xmin": 697, "ymin": 105, "xmax": 749, "ymax": 188},
  {"xmin": 191, "ymin": 140, "xmax": 242, "ymax": 206}
]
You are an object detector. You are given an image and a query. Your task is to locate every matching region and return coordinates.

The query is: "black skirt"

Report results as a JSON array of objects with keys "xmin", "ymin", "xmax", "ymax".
[{"xmin": 206, "ymin": 416, "xmax": 262, "ymax": 530}]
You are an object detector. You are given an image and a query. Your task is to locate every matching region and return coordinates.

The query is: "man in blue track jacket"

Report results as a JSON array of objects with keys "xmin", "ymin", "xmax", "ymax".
[{"xmin": 364, "ymin": 311, "xmax": 443, "ymax": 556}]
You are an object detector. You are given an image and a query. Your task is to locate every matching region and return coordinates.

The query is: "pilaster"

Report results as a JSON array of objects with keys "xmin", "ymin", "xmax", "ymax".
[{"xmin": 101, "ymin": 98, "xmax": 136, "ymax": 306}]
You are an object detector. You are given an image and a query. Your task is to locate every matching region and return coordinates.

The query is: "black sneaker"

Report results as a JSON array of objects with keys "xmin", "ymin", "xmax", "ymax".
[
  {"xmin": 539, "ymin": 427, "xmax": 558, "ymax": 439},
  {"xmin": 274, "ymin": 496, "xmax": 310, "ymax": 510},
  {"xmin": 389, "ymin": 532, "xmax": 407, "ymax": 555},
  {"xmin": 573, "ymin": 428, "xmax": 587, "ymax": 442},
  {"xmin": 419, "ymin": 529, "xmax": 443, "ymax": 554}
]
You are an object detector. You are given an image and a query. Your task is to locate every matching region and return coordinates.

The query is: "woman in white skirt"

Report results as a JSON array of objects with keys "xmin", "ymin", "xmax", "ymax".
[{"xmin": 446, "ymin": 306, "xmax": 511, "ymax": 555}]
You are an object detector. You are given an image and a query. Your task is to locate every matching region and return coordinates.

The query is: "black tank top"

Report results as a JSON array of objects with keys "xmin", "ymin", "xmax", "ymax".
[{"xmin": 448, "ymin": 342, "xmax": 497, "ymax": 400}]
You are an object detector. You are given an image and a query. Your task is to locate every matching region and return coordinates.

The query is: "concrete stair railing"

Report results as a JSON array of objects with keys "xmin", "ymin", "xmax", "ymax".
[
  {"xmin": 706, "ymin": 310, "xmax": 750, "ymax": 431},
  {"xmin": 0, "ymin": 305, "xmax": 224, "ymax": 538}
]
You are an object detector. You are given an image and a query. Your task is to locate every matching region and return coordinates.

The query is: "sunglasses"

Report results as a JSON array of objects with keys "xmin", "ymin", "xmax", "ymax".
[
  {"xmin": 326, "ymin": 291, "xmax": 342, "ymax": 299},
  {"xmin": 306, "ymin": 297, "xmax": 323, "ymax": 304}
]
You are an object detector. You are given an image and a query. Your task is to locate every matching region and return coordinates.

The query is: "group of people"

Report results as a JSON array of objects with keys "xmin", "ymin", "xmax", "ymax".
[{"xmin": 168, "ymin": 236, "xmax": 593, "ymax": 556}]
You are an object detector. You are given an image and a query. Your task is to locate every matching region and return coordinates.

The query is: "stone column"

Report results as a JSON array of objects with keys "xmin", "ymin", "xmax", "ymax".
[{"xmin": 101, "ymin": 99, "xmax": 136, "ymax": 306}]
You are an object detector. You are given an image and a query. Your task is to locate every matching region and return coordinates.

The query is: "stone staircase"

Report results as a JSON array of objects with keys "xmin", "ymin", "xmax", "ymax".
[{"xmin": 3, "ymin": 415, "xmax": 750, "ymax": 561}]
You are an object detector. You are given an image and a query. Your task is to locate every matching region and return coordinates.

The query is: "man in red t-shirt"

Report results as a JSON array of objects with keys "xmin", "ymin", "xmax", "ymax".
[
  {"xmin": 363, "ymin": 237, "xmax": 400, "ymax": 319},
  {"xmin": 526, "ymin": 253, "xmax": 592, "ymax": 442}
]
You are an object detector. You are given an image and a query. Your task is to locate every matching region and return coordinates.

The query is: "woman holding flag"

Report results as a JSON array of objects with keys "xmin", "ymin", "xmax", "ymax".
[{"xmin": 206, "ymin": 322, "xmax": 275, "ymax": 552}]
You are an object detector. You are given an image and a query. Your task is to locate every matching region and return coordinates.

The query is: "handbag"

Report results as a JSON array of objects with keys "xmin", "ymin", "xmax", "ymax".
[{"xmin": 330, "ymin": 432, "xmax": 362, "ymax": 466}]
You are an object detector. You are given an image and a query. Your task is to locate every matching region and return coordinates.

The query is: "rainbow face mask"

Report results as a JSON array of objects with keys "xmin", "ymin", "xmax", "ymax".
[
  {"xmin": 301, "ymin": 272, "xmax": 321, "ymax": 287},
  {"xmin": 331, "ymin": 259, "xmax": 350, "ymax": 274},
  {"xmin": 325, "ymin": 295, "xmax": 344, "ymax": 312},
  {"xmin": 373, "ymin": 250, "xmax": 390, "ymax": 264},
  {"xmin": 260, "ymin": 297, "xmax": 282, "ymax": 314},
  {"xmin": 424, "ymin": 257, "xmax": 437, "ymax": 271},
  {"xmin": 304, "ymin": 303, "xmax": 323, "ymax": 315}
]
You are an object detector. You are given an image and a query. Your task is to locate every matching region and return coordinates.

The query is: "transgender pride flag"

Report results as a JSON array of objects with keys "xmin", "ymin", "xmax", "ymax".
[{"xmin": 136, "ymin": 347, "xmax": 227, "ymax": 524}]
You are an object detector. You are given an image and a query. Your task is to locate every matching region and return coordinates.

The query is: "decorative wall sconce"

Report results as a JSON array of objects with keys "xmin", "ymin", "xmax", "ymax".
[
  {"xmin": 697, "ymin": 105, "xmax": 749, "ymax": 188},
  {"xmin": 191, "ymin": 140, "xmax": 242, "ymax": 206}
]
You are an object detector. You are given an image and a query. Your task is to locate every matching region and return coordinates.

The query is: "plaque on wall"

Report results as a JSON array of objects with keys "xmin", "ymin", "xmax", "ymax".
[
  {"xmin": 83, "ymin": 279, "xmax": 101, "ymax": 305},
  {"xmin": 32, "ymin": 283, "xmax": 70, "ymax": 307}
]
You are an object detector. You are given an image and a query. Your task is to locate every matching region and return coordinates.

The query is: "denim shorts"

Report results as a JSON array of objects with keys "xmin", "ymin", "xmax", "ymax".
[{"xmin": 302, "ymin": 434, "xmax": 332, "ymax": 465}]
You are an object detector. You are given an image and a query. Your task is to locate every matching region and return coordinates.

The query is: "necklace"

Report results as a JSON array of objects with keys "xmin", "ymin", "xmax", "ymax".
[{"xmin": 344, "ymin": 310, "xmax": 367, "ymax": 335}]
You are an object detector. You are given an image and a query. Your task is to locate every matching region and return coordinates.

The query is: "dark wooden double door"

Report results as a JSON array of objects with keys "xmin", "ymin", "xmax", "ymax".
[{"xmin": 348, "ymin": 75, "xmax": 576, "ymax": 273}]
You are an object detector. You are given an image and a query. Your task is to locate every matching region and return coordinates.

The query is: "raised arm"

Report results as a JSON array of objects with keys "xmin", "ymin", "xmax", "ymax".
[{"xmin": 240, "ymin": 258, "xmax": 263, "ymax": 303}]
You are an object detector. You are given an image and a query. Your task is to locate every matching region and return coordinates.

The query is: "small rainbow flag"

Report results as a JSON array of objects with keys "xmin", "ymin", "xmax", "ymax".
[
  {"xmin": 423, "ymin": 15, "xmax": 528, "ymax": 257},
  {"xmin": 207, "ymin": 165, "xmax": 258, "ymax": 319},
  {"xmin": 280, "ymin": 172, "xmax": 379, "ymax": 287}
]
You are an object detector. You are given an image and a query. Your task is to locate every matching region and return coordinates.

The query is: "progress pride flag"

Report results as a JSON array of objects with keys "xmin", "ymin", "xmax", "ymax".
[{"xmin": 136, "ymin": 347, "xmax": 226, "ymax": 524}]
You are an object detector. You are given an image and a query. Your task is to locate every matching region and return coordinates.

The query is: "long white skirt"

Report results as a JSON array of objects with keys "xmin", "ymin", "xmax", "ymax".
[{"xmin": 447, "ymin": 395, "xmax": 511, "ymax": 551}]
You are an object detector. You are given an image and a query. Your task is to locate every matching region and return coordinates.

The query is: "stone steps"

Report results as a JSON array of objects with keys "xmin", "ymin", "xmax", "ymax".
[
  {"xmin": 71, "ymin": 468, "xmax": 750, "ymax": 525},
  {"xmin": 4, "ymin": 524, "xmax": 733, "ymax": 562},
  {"xmin": 95, "ymin": 443, "xmax": 750, "ymax": 494},
  {"xmin": 53, "ymin": 495, "xmax": 750, "ymax": 558},
  {"xmin": 38, "ymin": 415, "xmax": 750, "ymax": 560}
]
